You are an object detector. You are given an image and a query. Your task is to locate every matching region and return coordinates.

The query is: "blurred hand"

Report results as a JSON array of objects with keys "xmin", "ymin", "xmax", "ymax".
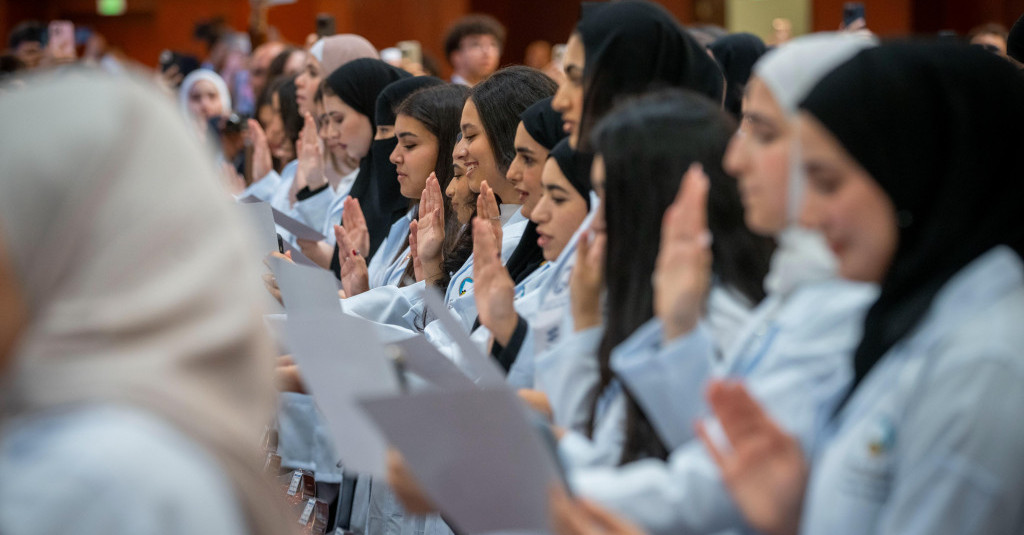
[
  {"xmin": 295, "ymin": 112, "xmax": 327, "ymax": 190},
  {"xmin": 275, "ymin": 355, "xmax": 307, "ymax": 393},
  {"xmin": 473, "ymin": 217, "xmax": 517, "ymax": 345},
  {"xmin": 261, "ymin": 251, "xmax": 293, "ymax": 305},
  {"xmin": 517, "ymin": 389, "xmax": 553, "ymax": 422},
  {"xmin": 387, "ymin": 449, "xmax": 438, "ymax": 514},
  {"xmin": 697, "ymin": 381, "xmax": 807, "ymax": 535},
  {"xmin": 247, "ymin": 119, "xmax": 273, "ymax": 184},
  {"xmin": 570, "ymin": 225, "xmax": 606, "ymax": 332},
  {"xmin": 550, "ymin": 485, "xmax": 646, "ymax": 535},
  {"xmin": 654, "ymin": 164, "xmax": 713, "ymax": 341}
]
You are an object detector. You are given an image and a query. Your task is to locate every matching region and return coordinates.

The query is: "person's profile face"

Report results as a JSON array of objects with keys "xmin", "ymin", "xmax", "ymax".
[
  {"xmin": 391, "ymin": 114, "xmax": 440, "ymax": 200},
  {"xmin": 723, "ymin": 77, "xmax": 791, "ymax": 236},
  {"xmin": 295, "ymin": 55, "xmax": 322, "ymax": 116},
  {"xmin": 458, "ymin": 99, "xmax": 501, "ymax": 193},
  {"xmin": 506, "ymin": 123, "xmax": 549, "ymax": 218},
  {"xmin": 798, "ymin": 113, "xmax": 898, "ymax": 283},
  {"xmin": 552, "ymin": 33, "xmax": 584, "ymax": 149},
  {"xmin": 530, "ymin": 158, "xmax": 588, "ymax": 261}
]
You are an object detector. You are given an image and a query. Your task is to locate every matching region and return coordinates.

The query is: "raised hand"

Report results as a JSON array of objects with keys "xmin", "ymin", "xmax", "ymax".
[
  {"xmin": 473, "ymin": 217, "xmax": 518, "ymax": 345},
  {"xmin": 295, "ymin": 112, "xmax": 327, "ymax": 191},
  {"xmin": 335, "ymin": 225, "xmax": 370, "ymax": 296},
  {"xmin": 697, "ymin": 381, "xmax": 807, "ymax": 535},
  {"xmin": 341, "ymin": 197, "xmax": 371, "ymax": 258},
  {"xmin": 407, "ymin": 219, "xmax": 426, "ymax": 282},
  {"xmin": 415, "ymin": 173, "xmax": 446, "ymax": 283},
  {"xmin": 653, "ymin": 164, "xmax": 714, "ymax": 341},
  {"xmin": 477, "ymin": 180, "xmax": 503, "ymax": 246},
  {"xmin": 549, "ymin": 485, "xmax": 646, "ymax": 535},
  {"xmin": 570, "ymin": 224, "xmax": 606, "ymax": 332},
  {"xmin": 247, "ymin": 119, "xmax": 274, "ymax": 184}
]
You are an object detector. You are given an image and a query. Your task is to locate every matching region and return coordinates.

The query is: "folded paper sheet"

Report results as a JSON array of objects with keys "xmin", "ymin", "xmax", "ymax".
[{"xmin": 361, "ymin": 387, "xmax": 565, "ymax": 534}]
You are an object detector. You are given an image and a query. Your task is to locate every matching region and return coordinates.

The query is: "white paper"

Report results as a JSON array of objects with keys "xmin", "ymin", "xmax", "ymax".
[
  {"xmin": 421, "ymin": 288, "xmax": 507, "ymax": 387},
  {"xmin": 391, "ymin": 334, "xmax": 478, "ymax": 391},
  {"xmin": 268, "ymin": 256, "xmax": 342, "ymax": 319},
  {"xmin": 271, "ymin": 205, "xmax": 325, "ymax": 241},
  {"xmin": 360, "ymin": 388, "xmax": 565, "ymax": 534},
  {"xmin": 285, "ymin": 312, "xmax": 399, "ymax": 478},
  {"xmin": 237, "ymin": 201, "xmax": 280, "ymax": 260}
]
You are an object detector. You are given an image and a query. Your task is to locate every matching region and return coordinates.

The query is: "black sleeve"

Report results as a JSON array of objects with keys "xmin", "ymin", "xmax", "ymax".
[
  {"xmin": 491, "ymin": 314, "xmax": 529, "ymax": 372},
  {"xmin": 295, "ymin": 183, "xmax": 330, "ymax": 201}
]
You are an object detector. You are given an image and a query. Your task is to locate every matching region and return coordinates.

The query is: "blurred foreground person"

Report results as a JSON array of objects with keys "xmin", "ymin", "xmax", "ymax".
[{"xmin": 0, "ymin": 70, "xmax": 291, "ymax": 535}]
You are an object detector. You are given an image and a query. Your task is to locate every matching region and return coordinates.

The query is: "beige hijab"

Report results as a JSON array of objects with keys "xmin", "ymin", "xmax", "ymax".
[
  {"xmin": 0, "ymin": 69, "xmax": 293, "ymax": 535},
  {"xmin": 310, "ymin": 33, "xmax": 379, "ymax": 76}
]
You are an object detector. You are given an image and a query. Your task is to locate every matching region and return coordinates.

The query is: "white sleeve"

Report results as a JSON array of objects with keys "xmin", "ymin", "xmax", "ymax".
[
  {"xmin": 535, "ymin": 326, "xmax": 604, "ymax": 432},
  {"xmin": 611, "ymin": 318, "xmax": 713, "ymax": 450}
]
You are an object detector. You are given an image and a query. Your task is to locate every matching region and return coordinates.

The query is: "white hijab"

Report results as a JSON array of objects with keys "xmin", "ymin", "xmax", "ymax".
[
  {"xmin": 752, "ymin": 32, "xmax": 877, "ymax": 295},
  {"xmin": 178, "ymin": 67, "xmax": 232, "ymax": 120},
  {"xmin": 0, "ymin": 69, "xmax": 290, "ymax": 535}
]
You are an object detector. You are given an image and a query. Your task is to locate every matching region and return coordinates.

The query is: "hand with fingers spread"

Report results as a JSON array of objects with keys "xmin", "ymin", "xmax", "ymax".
[
  {"xmin": 407, "ymin": 219, "xmax": 426, "ymax": 282},
  {"xmin": 697, "ymin": 381, "xmax": 807, "ymax": 535},
  {"xmin": 296, "ymin": 238, "xmax": 334, "ymax": 270},
  {"xmin": 295, "ymin": 112, "xmax": 327, "ymax": 191},
  {"xmin": 549, "ymin": 485, "xmax": 646, "ymax": 535},
  {"xmin": 335, "ymin": 225, "xmax": 370, "ymax": 296},
  {"xmin": 415, "ymin": 173, "xmax": 446, "ymax": 283},
  {"xmin": 248, "ymin": 119, "xmax": 273, "ymax": 183},
  {"xmin": 472, "ymin": 217, "xmax": 518, "ymax": 345},
  {"xmin": 570, "ymin": 225, "xmax": 606, "ymax": 332},
  {"xmin": 219, "ymin": 161, "xmax": 246, "ymax": 195},
  {"xmin": 341, "ymin": 197, "xmax": 371, "ymax": 258},
  {"xmin": 477, "ymin": 180, "xmax": 504, "ymax": 246},
  {"xmin": 654, "ymin": 164, "xmax": 714, "ymax": 341}
]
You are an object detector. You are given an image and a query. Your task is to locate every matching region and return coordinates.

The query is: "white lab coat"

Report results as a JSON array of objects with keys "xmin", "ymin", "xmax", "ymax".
[{"xmin": 801, "ymin": 246, "xmax": 1024, "ymax": 535}]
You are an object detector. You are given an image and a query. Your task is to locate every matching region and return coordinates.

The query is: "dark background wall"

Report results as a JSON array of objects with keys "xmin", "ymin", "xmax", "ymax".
[{"xmin": 2, "ymin": 0, "xmax": 1021, "ymax": 76}]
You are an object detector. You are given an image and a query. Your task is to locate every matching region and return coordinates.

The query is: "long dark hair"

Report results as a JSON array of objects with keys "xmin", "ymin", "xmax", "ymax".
[
  {"xmin": 591, "ymin": 89, "xmax": 774, "ymax": 463},
  {"xmin": 469, "ymin": 65, "xmax": 558, "ymax": 177},
  {"xmin": 271, "ymin": 75, "xmax": 302, "ymax": 158},
  {"xmin": 394, "ymin": 84, "xmax": 470, "ymax": 286}
]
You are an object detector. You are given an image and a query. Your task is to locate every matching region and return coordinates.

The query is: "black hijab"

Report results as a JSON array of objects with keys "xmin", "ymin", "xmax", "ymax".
[
  {"xmin": 374, "ymin": 76, "xmax": 445, "ymax": 128},
  {"xmin": 520, "ymin": 96, "xmax": 566, "ymax": 152},
  {"xmin": 549, "ymin": 138, "xmax": 592, "ymax": 208},
  {"xmin": 709, "ymin": 32, "xmax": 767, "ymax": 118},
  {"xmin": 1008, "ymin": 11, "xmax": 1024, "ymax": 64},
  {"xmin": 323, "ymin": 59, "xmax": 409, "ymax": 275},
  {"xmin": 801, "ymin": 42, "xmax": 1024, "ymax": 407},
  {"xmin": 575, "ymin": 0, "xmax": 724, "ymax": 151}
]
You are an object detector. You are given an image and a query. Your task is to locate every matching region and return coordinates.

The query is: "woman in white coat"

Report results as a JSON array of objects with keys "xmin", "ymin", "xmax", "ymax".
[{"xmin": 702, "ymin": 42, "xmax": 1024, "ymax": 535}]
